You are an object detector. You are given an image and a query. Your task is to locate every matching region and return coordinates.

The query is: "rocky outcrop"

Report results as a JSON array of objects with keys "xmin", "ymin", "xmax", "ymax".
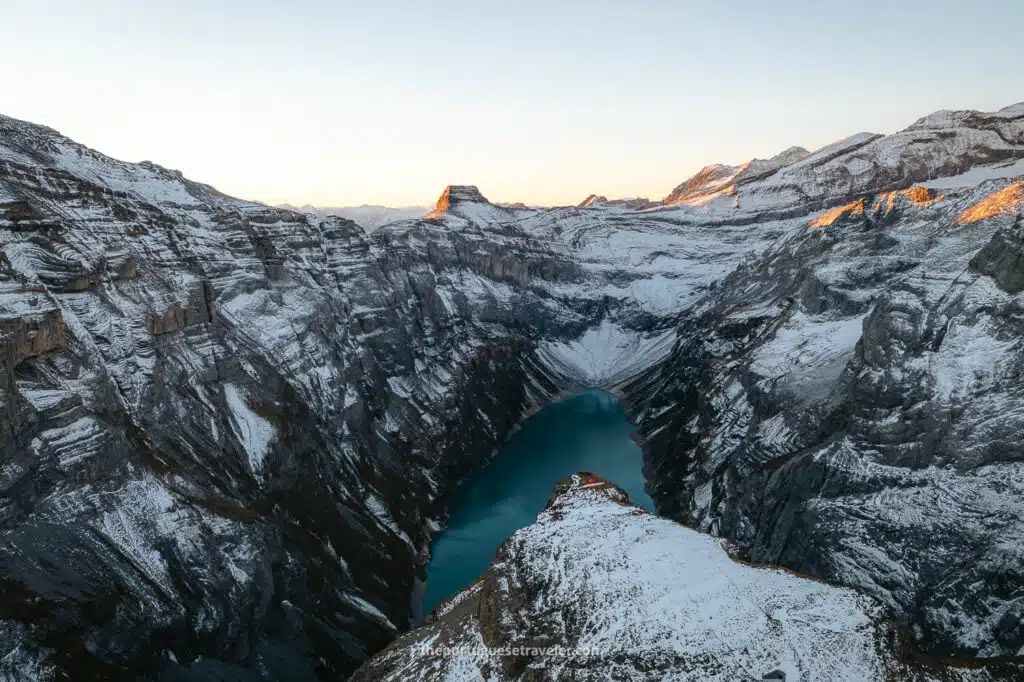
[
  {"xmin": 577, "ymin": 194, "xmax": 608, "ymax": 208},
  {"xmin": 664, "ymin": 163, "xmax": 741, "ymax": 204},
  {"xmin": 664, "ymin": 147, "xmax": 813, "ymax": 207},
  {"xmin": 147, "ymin": 282, "xmax": 216, "ymax": 335},
  {"xmin": 970, "ymin": 211, "xmax": 1024, "ymax": 293},
  {"xmin": 354, "ymin": 474, "xmax": 1015, "ymax": 681},
  {"xmin": 732, "ymin": 145, "xmax": 810, "ymax": 184},
  {"xmin": 426, "ymin": 184, "xmax": 495, "ymax": 218},
  {"xmin": 1, "ymin": 308, "xmax": 64, "ymax": 367}
]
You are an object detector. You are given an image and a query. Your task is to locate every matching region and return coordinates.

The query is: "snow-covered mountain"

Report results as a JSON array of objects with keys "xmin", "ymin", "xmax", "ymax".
[
  {"xmin": 662, "ymin": 104, "xmax": 1023, "ymax": 218},
  {"xmin": 1, "ymin": 102, "xmax": 1023, "ymax": 681},
  {"xmin": 576, "ymin": 194, "xmax": 662, "ymax": 210},
  {"xmin": 275, "ymin": 202, "xmax": 429, "ymax": 230},
  {"xmin": 355, "ymin": 474, "xmax": 1006, "ymax": 681}
]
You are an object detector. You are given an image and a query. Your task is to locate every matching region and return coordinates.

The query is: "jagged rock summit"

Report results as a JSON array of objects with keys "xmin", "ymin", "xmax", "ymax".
[
  {"xmin": 662, "ymin": 146, "xmax": 811, "ymax": 206},
  {"xmin": 590, "ymin": 139, "xmax": 818, "ymax": 211},
  {"xmin": 733, "ymin": 144, "xmax": 811, "ymax": 183},
  {"xmin": 664, "ymin": 162, "xmax": 743, "ymax": 204},
  {"xmin": 426, "ymin": 184, "xmax": 494, "ymax": 217},
  {"xmin": 577, "ymin": 193, "xmax": 608, "ymax": 208}
]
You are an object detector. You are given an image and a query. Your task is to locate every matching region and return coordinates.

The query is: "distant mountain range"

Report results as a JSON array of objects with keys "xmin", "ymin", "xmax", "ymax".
[{"xmin": 275, "ymin": 203, "xmax": 428, "ymax": 230}]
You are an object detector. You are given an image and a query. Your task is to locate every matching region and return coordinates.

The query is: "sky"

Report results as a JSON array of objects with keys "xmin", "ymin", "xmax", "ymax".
[{"xmin": 2, "ymin": 1, "xmax": 1022, "ymax": 207}]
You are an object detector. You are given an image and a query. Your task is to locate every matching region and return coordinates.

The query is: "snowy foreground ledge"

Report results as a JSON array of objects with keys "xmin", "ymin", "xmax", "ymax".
[{"xmin": 354, "ymin": 475, "xmax": 995, "ymax": 681}]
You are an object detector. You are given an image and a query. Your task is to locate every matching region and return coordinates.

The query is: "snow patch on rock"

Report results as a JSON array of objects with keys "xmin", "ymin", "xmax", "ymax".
[
  {"xmin": 537, "ymin": 319, "xmax": 675, "ymax": 388},
  {"xmin": 224, "ymin": 383, "xmax": 276, "ymax": 474}
]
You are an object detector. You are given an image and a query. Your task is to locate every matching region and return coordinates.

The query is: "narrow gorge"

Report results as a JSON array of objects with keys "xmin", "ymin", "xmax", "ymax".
[
  {"xmin": 421, "ymin": 389, "xmax": 651, "ymax": 616},
  {"xmin": 1, "ymin": 103, "xmax": 1024, "ymax": 681}
]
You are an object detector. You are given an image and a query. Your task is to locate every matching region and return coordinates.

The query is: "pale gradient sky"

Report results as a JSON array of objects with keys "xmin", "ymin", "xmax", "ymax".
[{"xmin": 2, "ymin": 1, "xmax": 1021, "ymax": 207}]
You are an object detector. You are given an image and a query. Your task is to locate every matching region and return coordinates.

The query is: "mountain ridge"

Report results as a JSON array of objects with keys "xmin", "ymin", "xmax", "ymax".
[
  {"xmin": 355, "ymin": 473, "xmax": 1013, "ymax": 681},
  {"xmin": 275, "ymin": 202, "xmax": 429, "ymax": 231}
]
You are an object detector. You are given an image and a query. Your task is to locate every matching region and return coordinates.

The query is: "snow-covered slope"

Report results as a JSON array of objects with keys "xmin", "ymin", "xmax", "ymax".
[
  {"xmin": 661, "ymin": 103, "xmax": 1023, "ymax": 219},
  {"xmin": 626, "ymin": 176, "xmax": 1024, "ymax": 667},
  {"xmin": 354, "ymin": 474, "xmax": 1006, "ymax": 681}
]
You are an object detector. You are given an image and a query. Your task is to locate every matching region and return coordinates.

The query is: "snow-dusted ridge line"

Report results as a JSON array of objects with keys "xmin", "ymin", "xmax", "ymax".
[{"xmin": 354, "ymin": 474, "xmax": 1000, "ymax": 681}]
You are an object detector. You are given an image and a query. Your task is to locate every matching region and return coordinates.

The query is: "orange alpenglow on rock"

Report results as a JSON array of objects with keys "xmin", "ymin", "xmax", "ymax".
[
  {"xmin": 874, "ymin": 186, "xmax": 943, "ymax": 215},
  {"xmin": 808, "ymin": 199, "xmax": 865, "ymax": 228},
  {"xmin": 426, "ymin": 185, "xmax": 490, "ymax": 218},
  {"xmin": 956, "ymin": 181, "xmax": 1024, "ymax": 224}
]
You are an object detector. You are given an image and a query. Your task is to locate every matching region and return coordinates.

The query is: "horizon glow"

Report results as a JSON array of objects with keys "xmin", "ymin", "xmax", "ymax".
[{"xmin": 3, "ymin": 1, "xmax": 1022, "ymax": 207}]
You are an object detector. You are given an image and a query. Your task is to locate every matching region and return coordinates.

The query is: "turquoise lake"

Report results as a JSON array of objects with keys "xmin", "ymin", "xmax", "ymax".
[{"xmin": 423, "ymin": 389, "xmax": 654, "ymax": 613}]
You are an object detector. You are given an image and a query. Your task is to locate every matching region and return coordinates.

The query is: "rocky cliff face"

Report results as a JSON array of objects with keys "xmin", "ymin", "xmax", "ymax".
[
  {"xmin": 1, "ymin": 102, "xmax": 1023, "ymax": 681},
  {"xmin": 0, "ymin": 114, "xmax": 764, "ymax": 681},
  {"xmin": 624, "ymin": 107, "xmax": 1024, "ymax": 667}
]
